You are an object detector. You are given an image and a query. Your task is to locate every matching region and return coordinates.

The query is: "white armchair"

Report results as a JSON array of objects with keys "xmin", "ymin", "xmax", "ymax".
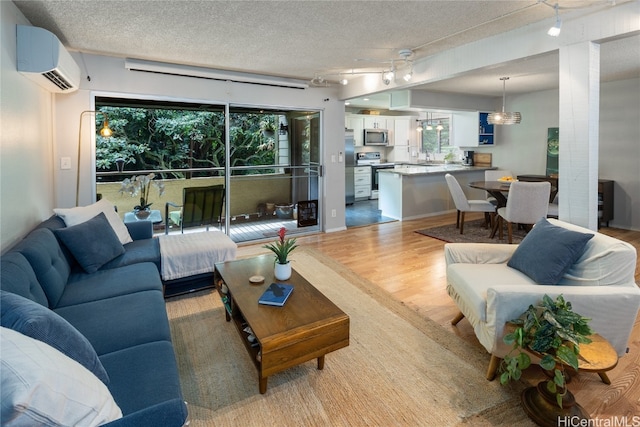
[{"xmin": 445, "ymin": 218, "xmax": 640, "ymax": 380}]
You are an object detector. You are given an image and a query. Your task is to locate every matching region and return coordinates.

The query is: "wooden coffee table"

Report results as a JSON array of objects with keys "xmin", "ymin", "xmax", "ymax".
[{"xmin": 214, "ymin": 255, "xmax": 350, "ymax": 394}]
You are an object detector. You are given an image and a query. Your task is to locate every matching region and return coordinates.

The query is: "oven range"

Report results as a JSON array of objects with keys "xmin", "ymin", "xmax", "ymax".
[{"xmin": 356, "ymin": 152, "xmax": 395, "ymax": 199}]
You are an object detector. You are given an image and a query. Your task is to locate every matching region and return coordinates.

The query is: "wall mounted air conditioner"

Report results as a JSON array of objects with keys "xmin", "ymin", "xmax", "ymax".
[{"xmin": 16, "ymin": 25, "xmax": 80, "ymax": 93}]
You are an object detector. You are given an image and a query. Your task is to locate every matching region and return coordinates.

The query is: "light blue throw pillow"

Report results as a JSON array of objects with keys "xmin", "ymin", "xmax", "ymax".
[
  {"xmin": 0, "ymin": 290, "xmax": 109, "ymax": 384},
  {"xmin": 507, "ymin": 218, "xmax": 594, "ymax": 285},
  {"xmin": 54, "ymin": 212, "xmax": 125, "ymax": 274}
]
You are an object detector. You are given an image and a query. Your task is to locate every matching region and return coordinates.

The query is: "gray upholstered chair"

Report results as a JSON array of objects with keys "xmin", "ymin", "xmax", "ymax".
[
  {"xmin": 494, "ymin": 181, "xmax": 550, "ymax": 243},
  {"xmin": 445, "ymin": 173, "xmax": 496, "ymax": 234}
]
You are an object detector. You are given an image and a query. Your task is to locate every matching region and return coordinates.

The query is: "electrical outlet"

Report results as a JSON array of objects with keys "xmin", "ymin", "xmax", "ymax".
[{"xmin": 331, "ymin": 209, "xmax": 337, "ymax": 217}]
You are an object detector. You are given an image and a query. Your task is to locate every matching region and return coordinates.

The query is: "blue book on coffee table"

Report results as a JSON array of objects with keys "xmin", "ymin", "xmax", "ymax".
[{"xmin": 258, "ymin": 283, "xmax": 294, "ymax": 307}]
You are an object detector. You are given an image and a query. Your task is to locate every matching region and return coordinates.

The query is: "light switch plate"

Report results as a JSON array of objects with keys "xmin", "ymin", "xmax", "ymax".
[{"xmin": 60, "ymin": 157, "xmax": 71, "ymax": 170}]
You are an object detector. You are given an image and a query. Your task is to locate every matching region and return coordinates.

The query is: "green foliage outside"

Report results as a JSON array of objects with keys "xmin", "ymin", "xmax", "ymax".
[{"xmin": 95, "ymin": 106, "xmax": 280, "ymax": 181}]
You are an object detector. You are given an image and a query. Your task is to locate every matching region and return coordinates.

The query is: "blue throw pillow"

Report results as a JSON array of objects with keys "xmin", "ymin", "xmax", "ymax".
[
  {"xmin": 0, "ymin": 290, "xmax": 109, "ymax": 384},
  {"xmin": 54, "ymin": 212, "xmax": 125, "ymax": 274},
  {"xmin": 507, "ymin": 218, "xmax": 594, "ymax": 285}
]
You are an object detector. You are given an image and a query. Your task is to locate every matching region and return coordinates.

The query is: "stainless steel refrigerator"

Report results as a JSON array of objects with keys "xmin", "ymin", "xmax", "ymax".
[{"xmin": 345, "ymin": 129, "xmax": 355, "ymax": 205}]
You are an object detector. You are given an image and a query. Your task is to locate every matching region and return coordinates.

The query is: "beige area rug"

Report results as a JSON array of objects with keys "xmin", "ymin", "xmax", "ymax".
[
  {"xmin": 415, "ymin": 219, "xmax": 528, "ymax": 244},
  {"xmin": 166, "ymin": 247, "xmax": 534, "ymax": 426}
]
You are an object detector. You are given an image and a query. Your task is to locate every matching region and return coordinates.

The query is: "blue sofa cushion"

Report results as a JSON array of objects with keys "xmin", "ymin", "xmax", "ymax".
[
  {"xmin": 55, "ymin": 212, "xmax": 125, "ymax": 274},
  {"xmin": 507, "ymin": 218, "xmax": 594, "ymax": 285},
  {"xmin": 54, "ymin": 290, "xmax": 171, "ymax": 356},
  {"xmin": 0, "ymin": 252, "xmax": 49, "ymax": 307},
  {"xmin": 0, "ymin": 290, "xmax": 109, "ymax": 384},
  {"xmin": 99, "ymin": 341, "xmax": 184, "ymax": 418},
  {"xmin": 101, "ymin": 238, "xmax": 161, "ymax": 272},
  {"xmin": 59, "ymin": 262, "xmax": 162, "ymax": 308},
  {"xmin": 13, "ymin": 228, "xmax": 71, "ymax": 307}
]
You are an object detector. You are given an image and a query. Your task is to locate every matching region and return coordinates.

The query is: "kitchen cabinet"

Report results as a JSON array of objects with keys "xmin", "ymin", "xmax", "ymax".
[
  {"xmin": 389, "ymin": 118, "xmax": 413, "ymax": 162},
  {"xmin": 452, "ymin": 112, "xmax": 495, "ymax": 147},
  {"xmin": 478, "ymin": 112, "xmax": 494, "ymax": 145},
  {"xmin": 346, "ymin": 117, "xmax": 364, "ymax": 146},
  {"xmin": 354, "ymin": 166, "xmax": 371, "ymax": 200},
  {"xmin": 363, "ymin": 116, "xmax": 387, "ymax": 130}
]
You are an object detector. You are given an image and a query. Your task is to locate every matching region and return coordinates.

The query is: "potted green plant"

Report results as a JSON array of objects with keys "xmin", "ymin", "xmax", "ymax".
[
  {"xmin": 500, "ymin": 294, "xmax": 593, "ymax": 412},
  {"xmin": 263, "ymin": 227, "xmax": 298, "ymax": 281}
]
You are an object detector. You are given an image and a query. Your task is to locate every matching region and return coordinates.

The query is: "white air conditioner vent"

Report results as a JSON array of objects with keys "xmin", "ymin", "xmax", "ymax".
[{"xmin": 16, "ymin": 25, "xmax": 80, "ymax": 93}]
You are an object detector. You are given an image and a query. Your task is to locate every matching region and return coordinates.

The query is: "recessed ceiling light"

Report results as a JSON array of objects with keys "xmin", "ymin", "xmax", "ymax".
[{"xmin": 363, "ymin": 98, "xmax": 370, "ymax": 101}]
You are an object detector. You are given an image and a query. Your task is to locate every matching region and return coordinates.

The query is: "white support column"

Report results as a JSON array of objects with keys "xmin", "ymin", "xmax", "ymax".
[{"xmin": 558, "ymin": 42, "xmax": 600, "ymax": 230}]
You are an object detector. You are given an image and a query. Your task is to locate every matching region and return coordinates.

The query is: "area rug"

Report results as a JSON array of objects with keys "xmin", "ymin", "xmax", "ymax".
[
  {"xmin": 166, "ymin": 248, "xmax": 534, "ymax": 426},
  {"xmin": 415, "ymin": 219, "xmax": 528, "ymax": 244}
]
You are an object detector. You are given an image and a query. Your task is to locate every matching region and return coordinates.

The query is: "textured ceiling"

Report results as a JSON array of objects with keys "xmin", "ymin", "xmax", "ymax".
[{"xmin": 14, "ymin": 0, "xmax": 640, "ymax": 103}]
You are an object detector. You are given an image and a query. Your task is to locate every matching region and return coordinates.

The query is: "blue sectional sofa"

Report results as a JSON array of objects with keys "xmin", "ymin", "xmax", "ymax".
[{"xmin": 1, "ymin": 214, "xmax": 189, "ymax": 426}]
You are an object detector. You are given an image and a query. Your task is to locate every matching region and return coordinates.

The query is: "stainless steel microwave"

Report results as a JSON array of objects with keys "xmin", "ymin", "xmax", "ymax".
[{"xmin": 363, "ymin": 128, "xmax": 388, "ymax": 146}]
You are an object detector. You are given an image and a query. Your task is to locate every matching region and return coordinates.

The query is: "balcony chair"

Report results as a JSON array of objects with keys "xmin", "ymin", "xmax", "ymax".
[
  {"xmin": 165, "ymin": 185, "xmax": 225, "ymax": 234},
  {"xmin": 445, "ymin": 173, "xmax": 496, "ymax": 234},
  {"xmin": 446, "ymin": 218, "xmax": 640, "ymax": 381},
  {"xmin": 492, "ymin": 181, "xmax": 550, "ymax": 243}
]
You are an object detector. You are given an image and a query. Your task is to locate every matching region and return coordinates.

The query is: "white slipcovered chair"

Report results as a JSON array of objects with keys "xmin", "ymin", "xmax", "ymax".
[
  {"xmin": 445, "ymin": 173, "xmax": 496, "ymax": 234},
  {"xmin": 494, "ymin": 181, "xmax": 550, "ymax": 243},
  {"xmin": 446, "ymin": 218, "xmax": 640, "ymax": 381}
]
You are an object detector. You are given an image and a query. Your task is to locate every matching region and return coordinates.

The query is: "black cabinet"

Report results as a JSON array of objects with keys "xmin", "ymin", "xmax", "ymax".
[
  {"xmin": 517, "ymin": 175, "xmax": 614, "ymax": 228},
  {"xmin": 598, "ymin": 180, "xmax": 614, "ymax": 227}
]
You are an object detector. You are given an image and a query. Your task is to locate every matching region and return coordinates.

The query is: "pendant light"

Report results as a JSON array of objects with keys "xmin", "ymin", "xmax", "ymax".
[
  {"xmin": 487, "ymin": 77, "xmax": 521, "ymax": 125},
  {"xmin": 425, "ymin": 113, "xmax": 433, "ymax": 130}
]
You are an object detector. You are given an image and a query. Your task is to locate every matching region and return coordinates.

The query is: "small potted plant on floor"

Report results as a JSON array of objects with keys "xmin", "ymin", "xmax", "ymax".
[{"xmin": 499, "ymin": 294, "xmax": 593, "ymax": 425}]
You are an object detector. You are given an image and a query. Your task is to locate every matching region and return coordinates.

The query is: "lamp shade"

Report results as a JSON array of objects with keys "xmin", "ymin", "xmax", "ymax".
[
  {"xmin": 488, "ymin": 77, "xmax": 521, "ymax": 125},
  {"xmin": 487, "ymin": 111, "xmax": 521, "ymax": 125}
]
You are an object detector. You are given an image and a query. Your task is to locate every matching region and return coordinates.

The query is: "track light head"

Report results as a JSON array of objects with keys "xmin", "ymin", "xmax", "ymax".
[{"xmin": 548, "ymin": 4, "xmax": 562, "ymax": 37}]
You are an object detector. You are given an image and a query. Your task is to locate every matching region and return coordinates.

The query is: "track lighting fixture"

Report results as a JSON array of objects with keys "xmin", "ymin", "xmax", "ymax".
[
  {"xmin": 403, "ymin": 68, "xmax": 413, "ymax": 82},
  {"xmin": 548, "ymin": 3, "xmax": 562, "ymax": 37}
]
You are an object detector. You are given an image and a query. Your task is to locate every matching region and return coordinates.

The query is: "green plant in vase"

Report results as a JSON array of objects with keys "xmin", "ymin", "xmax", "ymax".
[
  {"xmin": 263, "ymin": 227, "xmax": 298, "ymax": 281},
  {"xmin": 500, "ymin": 294, "xmax": 593, "ymax": 408}
]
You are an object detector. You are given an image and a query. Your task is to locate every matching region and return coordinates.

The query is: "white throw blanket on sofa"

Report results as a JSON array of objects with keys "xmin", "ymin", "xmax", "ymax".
[{"xmin": 158, "ymin": 231, "xmax": 237, "ymax": 281}]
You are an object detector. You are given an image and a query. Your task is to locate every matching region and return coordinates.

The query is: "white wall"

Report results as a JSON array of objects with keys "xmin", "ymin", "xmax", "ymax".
[
  {"xmin": 53, "ymin": 53, "xmax": 347, "ymax": 232},
  {"xmin": 0, "ymin": 2, "xmax": 56, "ymax": 252},
  {"xmin": 475, "ymin": 78, "xmax": 640, "ymax": 231}
]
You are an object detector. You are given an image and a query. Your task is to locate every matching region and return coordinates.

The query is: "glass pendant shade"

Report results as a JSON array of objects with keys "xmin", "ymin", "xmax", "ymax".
[
  {"xmin": 488, "ymin": 77, "xmax": 521, "ymax": 125},
  {"xmin": 487, "ymin": 111, "xmax": 521, "ymax": 125}
]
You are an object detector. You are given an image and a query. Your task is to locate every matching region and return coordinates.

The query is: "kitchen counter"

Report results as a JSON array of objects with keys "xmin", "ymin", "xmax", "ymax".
[
  {"xmin": 378, "ymin": 164, "xmax": 494, "ymax": 221},
  {"xmin": 383, "ymin": 163, "xmax": 491, "ymax": 175}
]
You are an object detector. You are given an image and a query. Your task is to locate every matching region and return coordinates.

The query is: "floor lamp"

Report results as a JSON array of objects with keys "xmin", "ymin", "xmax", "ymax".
[{"xmin": 76, "ymin": 110, "xmax": 112, "ymax": 206}]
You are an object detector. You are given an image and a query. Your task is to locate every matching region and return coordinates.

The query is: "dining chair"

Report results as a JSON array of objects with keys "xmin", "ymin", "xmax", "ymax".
[
  {"xmin": 484, "ymin": 170, "xmax": 513, "ymax": 206},
  {"xmin": 493, "ymin": 181, "xmax": 550, "ymax": 243},
  {"xmin": 165, "ymin": 185, "xmax": 225, "ymax": 234},
  {"xmin": 445, "ymin": 174, "xmax": 496, "ymax": 234}
]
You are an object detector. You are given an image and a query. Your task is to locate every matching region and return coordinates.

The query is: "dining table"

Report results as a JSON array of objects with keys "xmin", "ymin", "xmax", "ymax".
[{"xmin": 468, "ymin": 180, "xmax": 513, "ymax": 209}]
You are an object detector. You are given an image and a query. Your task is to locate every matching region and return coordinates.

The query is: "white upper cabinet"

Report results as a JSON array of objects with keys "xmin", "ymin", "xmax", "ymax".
[
  {"xmin": 346, "ymin": 117, "xmax": 365, "ymax": 146},
  {"xmin": 363, "ymin": 116, "xmax": 387, "ymax": 130},
  {"xmin": 451, "ymin": 111, "xmax": 496, "ymax": 147}
]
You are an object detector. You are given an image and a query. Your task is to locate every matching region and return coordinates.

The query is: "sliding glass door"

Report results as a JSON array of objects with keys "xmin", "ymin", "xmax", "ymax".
[{"xmin": 93, "ymin": 97, "xmax": 321, "ymax": 242}]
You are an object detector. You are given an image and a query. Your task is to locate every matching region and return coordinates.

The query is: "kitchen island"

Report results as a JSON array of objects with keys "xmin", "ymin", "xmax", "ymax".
[{"xmin": 378, "ymin": 164, "xmax": 494, "ymax": 221}]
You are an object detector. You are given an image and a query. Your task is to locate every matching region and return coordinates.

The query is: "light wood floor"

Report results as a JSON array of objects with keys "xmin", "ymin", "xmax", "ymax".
[{"xmin": 238, "ymin": 212, "xmax": 640, "ymax": 418}]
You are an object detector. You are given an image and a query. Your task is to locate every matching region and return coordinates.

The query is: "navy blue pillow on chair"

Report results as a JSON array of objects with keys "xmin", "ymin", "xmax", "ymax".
[
  {"xmin": 507, "ymin": 218, "xmax": 594, "ymax": 285},
  {"xmin": 0, "ymin": 290, "xmax": 109, "ymax": 384},
  {"xmin": 54, "ymin": 212, "xmax": 125, "ymax": 274}
]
